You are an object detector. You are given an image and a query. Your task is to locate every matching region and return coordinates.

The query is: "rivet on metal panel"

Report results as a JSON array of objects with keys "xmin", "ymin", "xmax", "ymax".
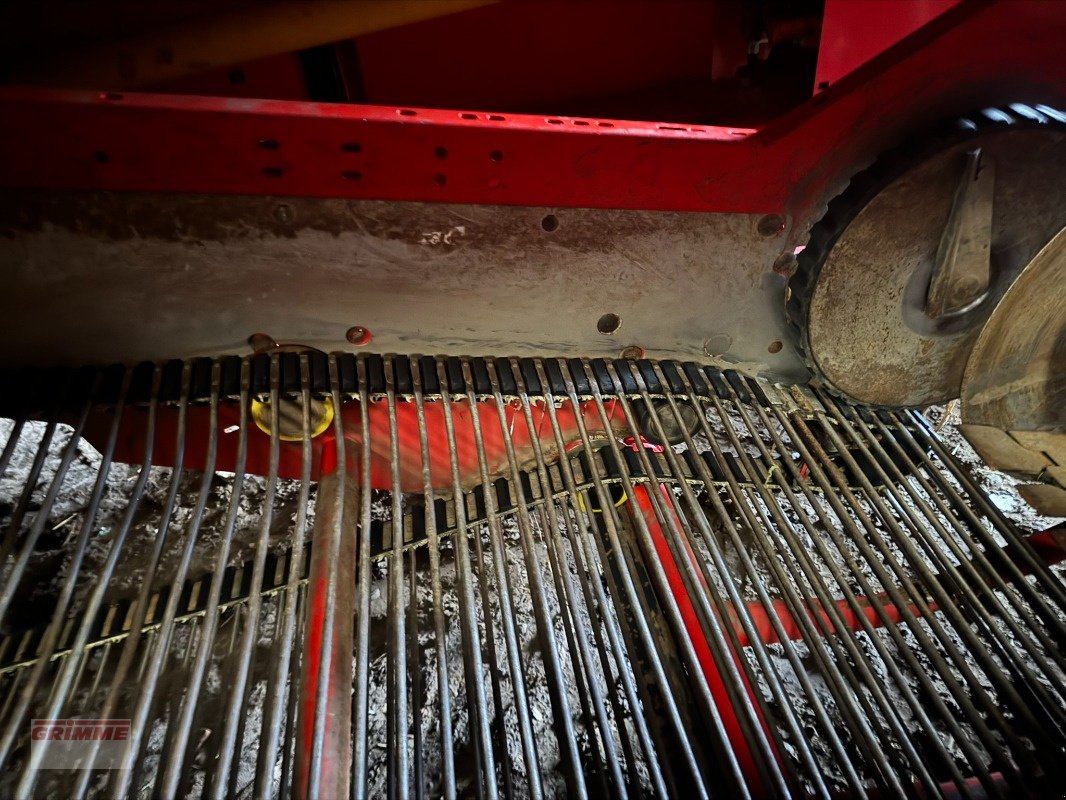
[
  {"xmin": 346, "ymin": 326, "xmax": 372, "ymax": 346},
  {"xmin": 248, "ymin": 332, "xmax": 277, "ymax": 352},
  {"xmin": 621, "ymin": 346, "xmax": 644, "ymax": 359},
  {"xmin": 274, "ymin": 204, "xmax": 294, "ymax": 224}
]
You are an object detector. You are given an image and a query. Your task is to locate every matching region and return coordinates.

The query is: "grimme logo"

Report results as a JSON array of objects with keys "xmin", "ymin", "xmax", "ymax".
[{"xmin": 30, "ymin": 719, "xmax": 130, "ymax": 769}]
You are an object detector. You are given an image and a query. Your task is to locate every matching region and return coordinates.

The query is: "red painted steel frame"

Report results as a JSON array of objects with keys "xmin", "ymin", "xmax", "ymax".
[
  {"xmin": 1, "ymin": 2, "xmax": 1065, "ymax": 225},
  {"xmin": 814, "ymin": 0, "xmax": 963, "ymax": 92}
]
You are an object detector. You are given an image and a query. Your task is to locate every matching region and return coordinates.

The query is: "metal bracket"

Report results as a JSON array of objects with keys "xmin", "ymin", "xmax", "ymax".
[{"xmin": 926, "ymin": 148, "xmax": 995, "ymax": 316}]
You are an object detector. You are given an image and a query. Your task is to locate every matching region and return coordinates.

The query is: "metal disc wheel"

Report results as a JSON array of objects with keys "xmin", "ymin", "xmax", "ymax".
[{"xmin": 787, "ymin": 105, "xmax": 1066, "ymax": 407}]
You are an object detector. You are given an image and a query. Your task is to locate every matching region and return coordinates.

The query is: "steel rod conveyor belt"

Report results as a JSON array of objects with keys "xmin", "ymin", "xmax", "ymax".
[{"xmin": 0, "ymin": 354, "xmax": 1063, "ymax": 799}]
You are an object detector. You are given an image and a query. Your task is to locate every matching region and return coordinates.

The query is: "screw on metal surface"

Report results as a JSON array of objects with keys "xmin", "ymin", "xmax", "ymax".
[
  {"xmin": 621, "ymin": 346, "xmax": 644, "ymax": 359},
  {"xmin": 757, "ymin": 214, "xmax": 786, "ymax": 236},
  {"xmin": 274, "ymin": 204, "xmax": 294, "ymax": 224},
  {"xmin": 346, "ymin": 326, "xmax": 372, "ymax": 346},
  {"xmin": 248, "ymin": 333, "xmax": 277, "ymax": 353}
]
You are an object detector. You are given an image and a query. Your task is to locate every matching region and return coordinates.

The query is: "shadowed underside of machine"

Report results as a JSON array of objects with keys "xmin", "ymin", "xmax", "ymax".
[{"xmin": 0, "ymin": 2, "xmax": 1065, "ymax": 798}]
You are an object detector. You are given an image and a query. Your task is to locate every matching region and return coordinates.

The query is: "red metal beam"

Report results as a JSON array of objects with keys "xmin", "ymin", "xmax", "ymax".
[
  {"xmin": 813, "ymin": 0, "xmax": 963, "ymax": 93},
  {"xmin": 1, "ymin": 2, "xmax": 1065, "ymax": 222}
]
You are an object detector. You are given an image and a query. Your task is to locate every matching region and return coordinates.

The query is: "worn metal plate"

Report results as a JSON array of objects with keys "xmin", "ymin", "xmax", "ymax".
[
  {"xmin": 0, "ymin": 191, "xmax": 803, "ymax": 377},
  {"xmin": 959, "ymin": 424, "xmax": 1052, "ymax": 476},
  {"xmin": 807, "ymin": 129, "xmax": 1066, "ymax": 407},
  {"xmin": 961, "ymin": 225, "xmax": 1066, "ymax": 516},
  {"xmin": 962, "ymin": 225, "xmax": 1066, "ymax": 432},
  {"xmin": 1018, "ymin": 484, "xmax": 1066, "ymax": 516}
]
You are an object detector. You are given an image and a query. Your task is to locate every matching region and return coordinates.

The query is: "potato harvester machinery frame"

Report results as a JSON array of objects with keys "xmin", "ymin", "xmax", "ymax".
[{"xmin": 0, "ymin": 2, "xmax": 1064, "ymax": 798}]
